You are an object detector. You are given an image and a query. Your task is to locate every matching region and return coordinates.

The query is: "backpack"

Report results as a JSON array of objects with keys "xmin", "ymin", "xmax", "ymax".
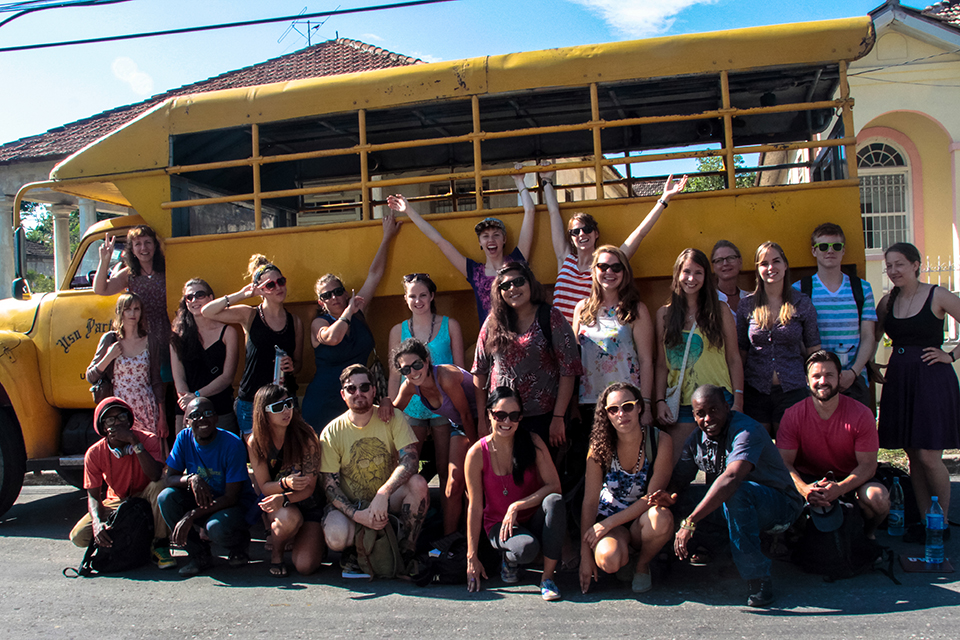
[
  {"xmin": 791, "ymin": 501, "xmax": 898, "ymax": 584},
  {"xmin": 414, "ymin": 532, "xmax": 468, "ymax": 587},
  {"xmin": 798, "ymin": 272, "xmax": 865, "ymax": 320},
  {"xmin": 64, "ymin": 497, "xmax": 154, "ymax": 577},
  {"xmin": 354, "ymin": 514, "xmax": 403, "ymax": 580}
]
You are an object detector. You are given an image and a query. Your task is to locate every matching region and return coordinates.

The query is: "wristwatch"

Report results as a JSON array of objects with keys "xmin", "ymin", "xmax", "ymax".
[{"xmin": 132, "ymin": 442, "xmax": 145, "ymax": 454}]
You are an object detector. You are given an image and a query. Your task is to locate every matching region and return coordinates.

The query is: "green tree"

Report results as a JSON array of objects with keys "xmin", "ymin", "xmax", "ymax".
[
  {"xmin": 687, "ymin": 155, "xmax": 756, "ymax": 191},
  {"xmin": 20, "ymin": 204, "xmax": 81, "ymax": 255}
]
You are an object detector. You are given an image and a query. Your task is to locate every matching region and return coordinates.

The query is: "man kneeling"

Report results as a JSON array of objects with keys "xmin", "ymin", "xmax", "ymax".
[{"xmin": 320, "ymin": 364, "xmax": 429, "ymax": 578}]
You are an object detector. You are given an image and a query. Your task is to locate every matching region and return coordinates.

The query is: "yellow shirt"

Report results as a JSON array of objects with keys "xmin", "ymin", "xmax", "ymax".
[{"xmin": 665, "ymin": 326, "xmax": 733, "ymax": 405}]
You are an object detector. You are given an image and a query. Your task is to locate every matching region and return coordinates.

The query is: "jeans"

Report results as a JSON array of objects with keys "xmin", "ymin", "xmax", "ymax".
[
  {"xmin": 487, "ymin": 493, "xmax": 566, "ymax": 563},
  {"xmin": 234, "ymin": 399, "xmax": 254, "ymax": 435},
  {"xmin": 157, "ymin": 487, "xmax": 250, "ymax": 558},
  {"xmin": 722, "ymin": 481, "xmax": 802, "ymax": 581}
]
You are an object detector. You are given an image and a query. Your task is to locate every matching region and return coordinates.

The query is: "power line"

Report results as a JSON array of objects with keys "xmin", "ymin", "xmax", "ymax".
[
  {"xmin": 0, "ymin": 0, "xmax": 456, "ymax": 52},
  {"xmin": 0, "ymin": 0, "xmax": 134, "ymax": 28}
]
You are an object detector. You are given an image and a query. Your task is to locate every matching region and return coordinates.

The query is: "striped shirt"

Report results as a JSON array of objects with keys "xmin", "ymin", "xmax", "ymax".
[
  {"xmin": 792, "ymin": 274, "xmax": 877, "ymax": 369},
  {"xmin": 553, "ymin": 253, "xmax": 592, "ymax": 325}
]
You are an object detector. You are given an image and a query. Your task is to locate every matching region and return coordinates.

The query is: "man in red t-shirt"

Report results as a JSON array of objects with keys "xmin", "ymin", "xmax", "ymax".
[
  {"xmin": 778, "ymin": 351, "xmax": 889, "ymax": 538},
  {"xmin": 68, "ymin": 397, "xmax": 175, "ymax": 568}
]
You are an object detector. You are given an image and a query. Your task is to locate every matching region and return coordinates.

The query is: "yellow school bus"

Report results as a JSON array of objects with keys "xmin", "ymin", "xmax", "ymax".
[{"xmin": 0, "ymin": 16, "xmax": 875, "ymax": 513}]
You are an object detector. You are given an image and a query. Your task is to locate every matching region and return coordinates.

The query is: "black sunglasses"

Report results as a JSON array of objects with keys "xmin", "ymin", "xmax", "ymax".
[
  {"xmin": 260, "ymin": 276, "xmax": 287, "ymax": 291},
  {"xmin": 595, "ymin": 262, "xmax": 624, "ymax": 273},
  {"xmin": 265, "ymin": 398, "xmax": 295, "ymax": 414},
  {"xmin": 498, "ymin": 276, "xmax": 527, "ymax": 291},
  {"xmin": 184, "ymin": 291, "xmax": 212, "ymax": 303},
  {"xmin": 343, "ymin": 382, "xmax": 373, "ymax": 395},
  {"xmin": 403, "ymin": 273, "xmax": 431, "ymax": 283},
  {"xmin": 399, "ymin": 359, "xmax": 425, "ymax": 376},
  {"xmin": 319, "ymin": 285, "xmax": 346, "ymax": 301},
  {"xmin": 101, "ymin": 412, "xmax": 131, "ymax": 428},
  {"xmin": 490, "ymin": 410, "xmax": 522, "ymax": 423},
  {"xmin": 568, "ymin": 226, "xmax": 596, "ymax": 237},
  {"xmin": 814, "ymin": 242, "xmax": 845, "ymax": 252},
  {"xmin": 187, "ymin": 408, "xmax": 216, "ymax": 421}
]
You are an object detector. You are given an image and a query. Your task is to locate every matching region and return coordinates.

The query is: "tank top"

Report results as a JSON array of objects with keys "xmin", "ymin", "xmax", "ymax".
[
  {"xmin": 578, "ymin": 306, "xmax": 643, "ymax": 404},
  {"xmin": 178, "ymin": 325, "xmax": 233, "ymax": 416},
  {"xmin": 239, "ymin": 307, "xmax": 298, "ymax": 401},
  {"xmin": 664, "ymin": 325, "xmax": 732, "ymax": 404},
  {"xmin": 479, "ymin": 437, "xmax": 541, "ymax": 533},
  {"xmin": 553, "ymin": 253, "xmax": 592, "ymax": 325},
  {"xmin": 416, "ymin": 365, "xmax": 477, "ymax": 425},
  {"xmin": 885, "ymin": 286, "xmax": 944, "ymax": 348},
  {"xmin": 597, "ymin": 446, "xmax": 652, "ymax": 518},
  {"xmin": 400, "ymin": 316, "xmax": 454, "ymax": 420}
]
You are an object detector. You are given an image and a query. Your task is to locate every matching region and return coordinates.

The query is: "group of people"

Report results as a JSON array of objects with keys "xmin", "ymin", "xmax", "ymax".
[{"xmin": 74, "ymin": 165, "xmax": 960, "ymax": 608}]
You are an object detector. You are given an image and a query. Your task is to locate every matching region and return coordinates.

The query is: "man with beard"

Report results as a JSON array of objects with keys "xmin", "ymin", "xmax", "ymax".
[
  {"xmin": 673, "ymin": 385, "xmax": 803, "ymax": 607},
  {"xmin": 320, "ymin": 364, "xmax": 428, "ymax": 578},
  {"xmin": 777, "ymin": 350, "xmax": 889, "ymax": 538}
]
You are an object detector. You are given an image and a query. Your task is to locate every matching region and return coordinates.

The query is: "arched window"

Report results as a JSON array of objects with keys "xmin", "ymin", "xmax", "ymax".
[{"xmin": 858, "ymin": 142, "xmax": 910, "ymax": 253}]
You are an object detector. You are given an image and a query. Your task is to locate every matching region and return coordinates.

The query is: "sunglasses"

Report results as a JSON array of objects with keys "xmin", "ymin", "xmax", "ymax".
[
  {"xmin": 814, "ymin": 242, "xmax": 845, "ymax": 252},
  {"xmin": 319, "ymin": 285, "xmax": 346, "ymax": 301},
  {"xmin": 595, "ymin": 262, "xmax": 624, "ymax": 273},
  {"xmin": 187, "ymin": 408, "xmax": 216, "ymax": 421},
  {"xmin": 260, "ymin": 277, "xmax": 287, "ymax": 291},
  {"xmin": 490, "ymin": 410, "xmax": 522, "ymax": 423},
  {"xmin": 101, "ymin": 412, "xmax": 131, "ymax": 428},
  {"xmin": 184, "ymin": 291, "xmax": 212, "ymax": 303},
  {"xmin": 399, "ymin": 359, "xmax": 425, "ymax": 376},
  {"xmin": 605, "ymin": 400, "xmax": 640, "ymax": 417},
  {"xmin": 343, "ymin": 382, "xmax": 373, "ymax": 395},
  {"xmin": 403, "ymin": 273, "xmax": 431, "ymax": 283},
  {"xmin": 711, "ymin": 255, "xmax": 740, "ymax": 265},
  {"xmin": 498, "ymin": 276, "xmax": 527, "ymax": 292},
  {"xmin": 265, "ymin": 398, "xmax": 295, "ymax": 414},
  {"xmin": 568, "ymin": 226, "xmax": 595, "ymax": 237}
]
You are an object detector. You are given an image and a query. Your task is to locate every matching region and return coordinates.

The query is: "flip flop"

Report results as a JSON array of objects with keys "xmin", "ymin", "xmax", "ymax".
[
  {"xmin": 270, "ymin": 562, "xmax": 289, "ymax": 578},
  {"xmin": 689, "ymin": 547, "xmax": 712, "ymax": 567}
]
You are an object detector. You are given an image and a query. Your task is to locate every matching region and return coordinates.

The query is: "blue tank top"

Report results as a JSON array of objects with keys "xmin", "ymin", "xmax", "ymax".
[{"xmin": 401, "ymin": 316, "xmax": 454, "ymax": 420}]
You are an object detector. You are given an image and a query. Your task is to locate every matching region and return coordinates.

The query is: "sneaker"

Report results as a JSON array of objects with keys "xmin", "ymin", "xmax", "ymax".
[
  {"xmin": 500, "ymin": 557, "xmax": 520, "ymax": 584},
  {"xmin": 540, "ymin": 578, "xmax": 562, "ymax": 601},
  {"xmin": 746, "ymin": 578, "xmax": 775, "ymax": 608},
  {"xmin": 152, "ymin": 546, "xmax": 177, "ymax": 570},
  {"xmin": 227, "ymin": 549, "xmax": 249, "ymax": 568},
  {"xmin": 340, "ymin": 552, "xmax": 371, "ymax": 579},
  {"xmin": 631, "ymin": 571, "xmax": 653, "ymax": 594},
  {"xmin": 178, "ymin": 552, "xmax": 211, "ymax": 578}
]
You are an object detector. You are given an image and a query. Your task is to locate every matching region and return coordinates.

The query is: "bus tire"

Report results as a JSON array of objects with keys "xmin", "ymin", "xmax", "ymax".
[{"xmin": 0, "ymin": 409, "xmax": 27, "ymax": 517}]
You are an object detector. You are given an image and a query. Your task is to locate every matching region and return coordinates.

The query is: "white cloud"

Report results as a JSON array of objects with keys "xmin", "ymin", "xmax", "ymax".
[
  {"xmin": 360, "ymin": 33, "xmax": 385, "ymax": 42},
  {"xmin": 111, "ymin": 57, "xmax": 154, "ymax": 96},
  {"xmin": 410, "ymin": 51, "xmax": 443, "ymax": 64},
  {"xmin": 567, "ymin": 0, "xmax": 720, "ymax": 39}
]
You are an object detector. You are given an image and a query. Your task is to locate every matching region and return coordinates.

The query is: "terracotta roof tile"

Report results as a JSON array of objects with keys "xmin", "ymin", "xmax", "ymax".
[
  {"xmin": 923, "ymin": 1, "xmax": 960, "ymax": 26},
  {"xmin": 0, "ymin": 38, "xmax": 420, "ymax": 165}
]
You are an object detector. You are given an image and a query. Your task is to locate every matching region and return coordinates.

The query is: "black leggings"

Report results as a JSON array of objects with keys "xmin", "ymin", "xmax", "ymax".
[{"xmin": 486, "ymin": 493, "xmax": 566, "ymax": 563}]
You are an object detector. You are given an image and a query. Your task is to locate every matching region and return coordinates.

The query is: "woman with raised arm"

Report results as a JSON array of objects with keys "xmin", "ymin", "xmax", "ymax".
[
  {"xmin": 472, "ymin": 262, "xmax": 582, "ymax": 449},
  {"xmin": 247, "ymin": 384, "xmax": 325, "ymax": 578},
  {"xmin": 572, "ymin": 245, "xmax": 654, "ymax": 429},
  {"xmin": 87, "ymin": 293, "xmax": 165, "ymax": 438},
  {"xmin": 201, "ymin": 255, "xmax": 303, "ymax": 436},
  {"xmin": 579, "ymin": 383, "xmax": 675, "ymax": 594},
  {"xmin": 465, "ymin": 387, "xmax": 565, "ymax": 601},
  {"xmin": 542, "ymin": 163, "xmax": 688, "ymax": 325},
  {"xmin": 737, "ymin": 242, "xmax": 820, "ymax": 437},
  {"xmin": 655, "ymin": 248, "xmax": 743, "ymax": 461},
  {"xmin": 711, "ymin": 239, "xmax": 748, "ymax": 318},
  {"xmin": 169, "ymin": 278, "xmax": 239, "ymax": 435},
  {"xmin": 94, "ymin": 225, "xmax": 172, "ymax": 376},
  {"xmin": 300, "ymin": 213, "xmax": 400, "ymax": 432},
  {"xmin": 875, "ymin": 242, "xmax": 960, "ymax": 541},
  {"xmin": 392, "ymin": 338, "xmax": 476, "ymax": 535},
  {"xmin": 387, "ymin": 165, "xmax": 536, "ymax": 325}
]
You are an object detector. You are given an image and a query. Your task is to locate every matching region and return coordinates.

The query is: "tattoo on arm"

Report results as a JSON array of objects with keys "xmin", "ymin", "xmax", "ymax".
[
  {"xmin": 380, "ymin": 445, "xmax": 419, "ymax": 497},
  {"xmin": 322, "ymin": 472, "xmax": 356, "ymax": 518}
]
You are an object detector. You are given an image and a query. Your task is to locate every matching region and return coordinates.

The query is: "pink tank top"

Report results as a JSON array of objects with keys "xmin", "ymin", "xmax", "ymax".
[{"xmin": 479, "ymin": 437, "xmax": 542, "ymax": 533}]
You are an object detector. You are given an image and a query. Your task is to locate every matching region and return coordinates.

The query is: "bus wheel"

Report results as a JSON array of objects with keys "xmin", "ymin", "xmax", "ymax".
[{"xmin": 0, "ymin": 409, "xmax": 27, "ymax": 516}]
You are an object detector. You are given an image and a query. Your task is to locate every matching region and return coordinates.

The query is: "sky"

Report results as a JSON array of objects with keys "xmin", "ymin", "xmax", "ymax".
[{"xmin": 0, "ymin": 0, "xmax": 890, "ymax": 146}]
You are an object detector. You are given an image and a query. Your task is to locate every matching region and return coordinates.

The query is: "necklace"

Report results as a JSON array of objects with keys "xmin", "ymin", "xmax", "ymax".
[
  {"xmin": 616, "ymin": 429, "xmax": 645, "ymax": 475},
  {"xmin": 414, "ymin": 313, "xmax": 436, "ymax": 344},
  {"xmin": 489, "ymin": 438, "xmax": 512, "ymax": 496}
]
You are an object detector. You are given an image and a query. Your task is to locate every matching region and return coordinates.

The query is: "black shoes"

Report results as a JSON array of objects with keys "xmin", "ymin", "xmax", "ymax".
[{"xmin": 747, "ymin": 578, "xmax": 775, "ymax": 608}]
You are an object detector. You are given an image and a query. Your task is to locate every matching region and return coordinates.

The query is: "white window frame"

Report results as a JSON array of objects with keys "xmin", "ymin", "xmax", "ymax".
[{"xmin": 857, "ymin": 140, "xmax": 912, "ymax": 256}]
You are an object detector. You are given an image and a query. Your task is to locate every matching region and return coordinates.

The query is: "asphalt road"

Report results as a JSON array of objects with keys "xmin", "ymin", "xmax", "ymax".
[{"xmin": 1, "ymin": 481, "xmax": 959, "ymax": 640}]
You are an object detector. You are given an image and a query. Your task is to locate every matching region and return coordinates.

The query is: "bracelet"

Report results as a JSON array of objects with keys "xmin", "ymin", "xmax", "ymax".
[
  {"xmin": 553, "ymin": 414, "xmax": 564, "ymax": 419},
  {"xmin": 680, "ymin": 517, "xmax": 696, "ymax": 531},
  {"xmin": 338, "ymin": 316, "xmax": 351, "ymax": 325},
  {"xmin": 279, "ymin": 477, "xmax": 289, "ymax": 492},
  {"xmin": 223, "ymin": 295, "xmax": 231, "ymax": 308},
  {"xmin": 657, "ymin": 198, "xmax": 669, "ymax": 208},
  {"xmin": 734, "ymin": 389, "xmax": 743, "ymax": 394},
  {"xmin": 642, "ymin": 397, "xmax": 652, "ymax": 403},
  {"xmin": 656, "ymin": 399, "xmax": 667, "ymax": 404}
]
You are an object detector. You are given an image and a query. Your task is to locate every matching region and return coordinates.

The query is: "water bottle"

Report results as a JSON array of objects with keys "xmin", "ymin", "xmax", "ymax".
[
  {"xmin": 273, "ymin": 346, "xmax": 287, "ymax": 387},
  {"xmin": 925, "ymin": 496, "xmax": 945, "ymax": 567},
  {"xmin": 888, "ymin": 477, "xmax": 905, "ymax": 537}
]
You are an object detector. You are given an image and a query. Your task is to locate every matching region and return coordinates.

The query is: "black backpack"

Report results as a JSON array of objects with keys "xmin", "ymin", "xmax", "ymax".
[
  {"xmin": 414, "ymin": 532, "xmax": 468, "ymax": 586},
  {"xmin": 791, "ymin": 501, "xmax": 898, "ymax": 584},
  {"xmin": 64, "ymin": 497, "xmax": 155, "ymax": 577}
]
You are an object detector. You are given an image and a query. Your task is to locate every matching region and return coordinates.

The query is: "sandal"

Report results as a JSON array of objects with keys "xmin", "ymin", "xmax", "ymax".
[
  {"xmin": 270, "ymin": 562, "xmax": 289, "ymax": 578},
  {"xmin": 689, "ymin": 547, "xmax": 712, "ymax": 567}
]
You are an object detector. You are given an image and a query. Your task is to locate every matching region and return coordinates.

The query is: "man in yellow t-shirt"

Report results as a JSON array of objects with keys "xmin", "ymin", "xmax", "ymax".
[{"xmin": 320, "ymin": 364, "xmax": 428, "ymax": 577}]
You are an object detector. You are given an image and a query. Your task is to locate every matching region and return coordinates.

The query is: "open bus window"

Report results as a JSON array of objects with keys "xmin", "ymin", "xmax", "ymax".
[{"xmin": 70, "ymin": 238, "xmax": 125, "ymax": 289}]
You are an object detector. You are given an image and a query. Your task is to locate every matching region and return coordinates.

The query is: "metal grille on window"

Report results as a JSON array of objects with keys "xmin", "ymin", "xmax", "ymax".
[{"xmin": 858, "ymin": 143, "xmax": 909, "ymax": 251}]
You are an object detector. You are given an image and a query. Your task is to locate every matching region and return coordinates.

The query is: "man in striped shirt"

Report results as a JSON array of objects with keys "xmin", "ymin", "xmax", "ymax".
[{"xmin": 792, "ymin": 223, "xmax": 877, "ymax": 409}]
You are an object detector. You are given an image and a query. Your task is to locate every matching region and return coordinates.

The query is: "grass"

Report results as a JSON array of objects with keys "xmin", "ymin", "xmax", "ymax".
[{"xmin": 878, "ymin": 449, "xmax": 960, "ymax": 472}]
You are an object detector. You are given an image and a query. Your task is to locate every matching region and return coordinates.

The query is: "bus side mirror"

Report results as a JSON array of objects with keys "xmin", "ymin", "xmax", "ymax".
[{"xmin": 12, "ymin": 226, "xmax": 28, "ymax": 300}]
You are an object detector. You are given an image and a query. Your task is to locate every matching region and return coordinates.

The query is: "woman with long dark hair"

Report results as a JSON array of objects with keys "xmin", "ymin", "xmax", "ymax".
[
  {"xmin": 655, "ymin": 248, "xmax": 743, "ymax": 460},
  {"xmin": 876, "ymin": 242, "xmax": 960, "ymax": 539},
  {"xmin": 247, "ymin": 384, "xmax": 325, "ymax": 577},
  {"xmin": 472, "ymin": 262, "xmax": 582, "ymax": 447},
  {"xmin": 464, "ymin": 387, "xmax": 565, "ymax": 600},
  {"xmin": 579, "ymin": 383, "xmax": 674, "ymax": 594},
  {"xmin": 170, "ymin": 278, "xmax": 239, "ymax": 434},
  {"xmin": 737, "ymin": 242, "xmax": 820, "ymax": 437}
]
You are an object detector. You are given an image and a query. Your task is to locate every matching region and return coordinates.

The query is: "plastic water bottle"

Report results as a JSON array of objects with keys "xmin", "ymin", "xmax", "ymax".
[
  {"xmin": 925, "ymin": 496, "xmax": 945, "ymax": 566},
  {"xmin": 888, "ymin": 477, "xmax": 905, "ymax": 537}
]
